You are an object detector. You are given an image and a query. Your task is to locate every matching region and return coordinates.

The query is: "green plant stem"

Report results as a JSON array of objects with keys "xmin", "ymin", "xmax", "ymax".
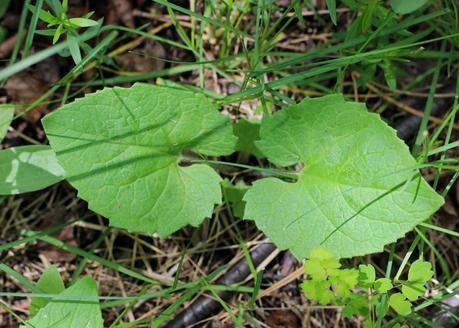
[{"xmin": 188, "ymin": 158, "xmax": 299, "ymax": 179}]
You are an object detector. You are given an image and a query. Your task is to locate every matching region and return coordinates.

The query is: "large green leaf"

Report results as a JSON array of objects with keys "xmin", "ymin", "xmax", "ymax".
[
  {"xmin": 30, "ymin": 266, "xmax": 66, "ymax": 317},
  {"xmin": 22, "ymin": 277, "xmax": 103, "ymax": 328},
  {"xmin": 243, "ymin": 95, "xmax": 443, "ymax": 259},
  {"xmin": 0, "ymin": 145, "xmax": 65, "ymax": 195},
  {"xmin": 42, "ymin": 83, "xmax": 237, "ymax": 236}
]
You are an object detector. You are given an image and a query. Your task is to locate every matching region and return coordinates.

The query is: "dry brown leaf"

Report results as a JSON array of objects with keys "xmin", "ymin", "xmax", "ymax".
[
  {"xmin": 266, "ymin": 310, "xmax": 300, "ymax": 328},
  {"xmin": 4, "ymin": 72, "xmax": 48, "ymax": 123}
]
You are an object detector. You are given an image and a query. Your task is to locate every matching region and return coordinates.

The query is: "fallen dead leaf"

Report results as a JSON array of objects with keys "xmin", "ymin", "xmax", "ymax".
[
  {"xmin": 266, "ymin": 310, "xmax": 300, "ymax": 328},
  {"xmin": 5, "ymin": 71, "xmax": 49, "ymax": 123}
]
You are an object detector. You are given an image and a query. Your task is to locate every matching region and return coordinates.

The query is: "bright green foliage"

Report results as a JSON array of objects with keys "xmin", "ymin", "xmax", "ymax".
[
  {"xmin": 301, "ymin": 279, "xmax": 334, "ymax": 305},
  {"xmin": 221, "ymin": 179, "xmax": 249, "ymax": 218},
  {"xmin": 22, "ymin": 277, "xmax": 103, "ymax": 328},
  {"xmin": 233, "ymin": 118, "xmax": 263, "ymax": 159},
  {"xmin": 244, "ymin": 94, "xmax": 443, "ymax": 259},
  {"xmin": 342, "ymin": 293, "xmax": 369, "ymax": 318},
  {"xmin": 391, "ymin": 0, "xmax": 429, "ymax": 14},
  {"xmin": 304, "ymin": 246, "xmax": 341, "ymax": 280},
  {"xmin": 43, "ymin": 83, "xmax": 237, "ymax": 237},
  {"xmin": 0, "ymin": 104, "xmax": 14, "ymax": 141},
  {"xmin": 325, "ymin": 0, "xmax": 337, "ymax": 25},
  {"xmin": 28, "ymin": 0, "xmax": 99, "ymax": 63},
  {"xmin": 302, "ymin": 247, "xmax": 358, "ymax": 304},
  {"xmin": 329, "ymin": 268, "xmax": 359, "ymax": 297},
  {"xmin": 359, "ymin": 264, "xmax": 376, "ymax": 287},
  {"xmin": 374, "ymin": 278, "xmax": 393, "ymax": 293},
  {"xmin": 30, "ymin": 266, "xmax": 65, "ymax": 317},
  {"xmin": 301, "ymin": 247, "xmax": 433, "ymax": 324},
  {"xmin": 407, "ymin": 259, "xmax": 434, "ymax": 283},
  {"xmin": 389, "ymin": 292, "xmax": 412, "ymax": 316},
  {"xmin": 0, "ymin": 145, "xmax": 65, "ymax": 195},
  {"xmin": 401, "ymin": 259, "xmax": 433, "ymax": 301}
]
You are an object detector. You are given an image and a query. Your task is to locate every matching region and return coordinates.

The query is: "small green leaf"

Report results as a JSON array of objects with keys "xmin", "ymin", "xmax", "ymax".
[
  {"xmin": 391, "ymin": 0, "xmax": 429, "ymax": 14},
  {"xmin": 244, "ymin": 95, "xmax": 443, "ymax": 259},
  {"xmin": 22, "ymin": 277, "xmax": 103, "ymax": 328},
  {"xmin": 329, "ymin": 268, "xmax": 359, "ymax": 297},
  {"xmin": 62, "ymin": 0, "xmax": 68, "ymax": 12},
  {"xmin": 67, "ymin": 34, "xmax": 81, "ymax": 64},
  {"xmin": 68, "ymin": 18, "xmax": 99, "ymax": 27},
  {"xmin": 374, "ymin": 278, "xmax": 393, "ymax": 293},
  {"xmin": 46, "ymin": 0, "xmax": 63, "ymax": 16},
  {"xmin": 326, "ymin": 0, "xmax": 337, "ymax": 25},
  {"xmin": 304, "ymin": 247, "xmax": 341, "ymax": 280},
  {"xmin": 43, "ymin": 83, "xmax": 237, "ymax": 236},
  {"xmin": 310, "ymin": 247, "xmax": 341, "ymax": 270},
  {"xmin": 36, "ymin": 29, "xmax": 58, "ymax": 36},
  {"xmin": 359, "ymin": 264, "xmax": 376, "ymax": 287},
  {"xmin": 343, "ymin": 293, "xmax": 369, "ymax": 318},
  {"xmin": 301, "ymin": 279, "xmax": 334, "ymax": 305},
  {"xmin": 381, "ymin": 59, "xmax": 397, "ymax": 91},
  {"xmin": 221, "ymin": 179, "xmax": 249, "ymax": 218},
  {"xmin": 401, "ymin": 281, "xmax": 425, "ymax": 301},
  {"xmin": 30, "ymin": 266, "xmax": 65, "ymax": 317},
  {"xmin": 293, "ymin": 0, "xmax": 305, "ymax": 27},
  {"xmin": 401, "ymin": 259, "xmax": 433, "ymax": 301},
  {"xmin": 358, "ymin": 0, "xmax": 379, "ymax": 33},
  {"xmin": 389, "ymin": 293, "xmax": 411, "ymax": 316},
  {"xmin": 233, "ymin": 118, "xmax": 263, "ymax": 159},
  {"xmin": 0, "ymin": 104, "xmax": 14, "ymax": 141},
  {"xmin": 53, "ymin": 24, "xmax": 63, "ymax": 44},
  {"xmin": 27, "ymin": 5, "xmax": 57, "ymax": 25},
  {"xmin": 0, "ymin": 145, "xmax": 65, "ymax": 195},
  {"xmin": 304, "ymin": 259, "xmax": 327, "ymax": 281},
  {"xmin": 408, "ymin": 259, "xmax": 434, "ymax": 282},
  {"xmin": 83, "ymin": 11, "xmax": 95, "ymax": 19}
]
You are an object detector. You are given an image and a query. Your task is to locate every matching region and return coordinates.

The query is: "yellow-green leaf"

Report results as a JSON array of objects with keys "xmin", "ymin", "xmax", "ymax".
[{"xmin": 244, "ymin": 95, "xmax": 443, "ymax": 259}]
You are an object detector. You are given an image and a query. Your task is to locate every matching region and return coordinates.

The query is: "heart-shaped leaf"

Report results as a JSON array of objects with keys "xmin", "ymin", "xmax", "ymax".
[
  {"xmin": 244, "ymin": 95, "xmax": 443, "ymax": 259},
  {"xmin": 43, "ymin": 83, "xmax": 237, "ymax": 236},
  {"xmin": 23, "ymin": 277, "xmax": 103, "ymax": 328}
]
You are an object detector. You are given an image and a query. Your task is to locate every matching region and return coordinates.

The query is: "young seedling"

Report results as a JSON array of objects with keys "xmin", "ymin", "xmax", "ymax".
[{"xmin": 28, "ymin": 0, "xmax": 99, "ymax": 63}]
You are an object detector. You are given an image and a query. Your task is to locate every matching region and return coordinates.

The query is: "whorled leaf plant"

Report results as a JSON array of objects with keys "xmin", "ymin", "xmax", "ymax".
[{"xmin": 12, "ymin": 83, "xmax": 443, "ymax": 259}]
